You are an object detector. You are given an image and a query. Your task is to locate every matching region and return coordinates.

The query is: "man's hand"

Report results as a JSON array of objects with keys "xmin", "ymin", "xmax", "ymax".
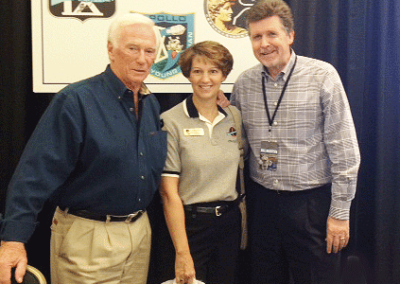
[
  {"xmin": 0, "ymin": 241, "xmax": 27, "ymax": 284},
  {"xmin": 326, "ymin": 217, "xmax": 350, "ymax": 254},
  {"xmin": 216, "ymin": 90, "xmax": 230, "ymax": 108},
  {"xmin": 175, "ymin": 250, "xmax": 195, "ymax": 284}
]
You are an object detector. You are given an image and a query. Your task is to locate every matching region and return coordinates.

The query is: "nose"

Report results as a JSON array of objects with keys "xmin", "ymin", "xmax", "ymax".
[
  {"xmin": 136, "ymin": 50, "xmax": 146, "ymax": 65},
  {"xmin": 260, "ymin": 35, "xmax": 270, "ymax": 48},
  {"xmin": 200, "ymin": 72, "xmax": 211, "ymax": 83}
]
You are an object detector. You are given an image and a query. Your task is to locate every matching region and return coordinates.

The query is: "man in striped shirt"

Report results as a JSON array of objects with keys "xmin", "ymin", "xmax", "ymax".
[{"xmin": 230, "ymin": 0, "xmax": 360, "ymax": 283}]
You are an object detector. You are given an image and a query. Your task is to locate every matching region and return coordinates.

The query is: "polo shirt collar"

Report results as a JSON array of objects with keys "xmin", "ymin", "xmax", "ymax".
[
  {"xmin": 104, "ymin": 65, "xmax": 152, "ymax": 99},
  {"xmin": 184, "ymin": 94, "xmax": 227, "ymax": 118},
  {"xmin": 262, "ymin": 49, "xmax": 296, "ymax": 82}
]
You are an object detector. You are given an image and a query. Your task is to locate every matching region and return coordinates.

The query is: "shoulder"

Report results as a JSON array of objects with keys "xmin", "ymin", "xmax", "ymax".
[
  {"xmin": 236, "ymin": 64, "xmax": 263, "ymax": 82},
  {"xmin": 161, "ymin": 101, "xmax": 184, "ymax": 118},
  {"xmin": 143, "ymin": 93, "xmax": 161, "ymax": 113},
  {"xmin": 296, "ymin": 55, "xmax": 338, "ymax": 76},
  {"xmin": 161, "ymin": 101, "xmax": 187, "ymax": 126},
  {"xmin": 225, "ymin": 105, "xmax": 241, "ymax": 117},
  {"xmin": 230, "ymin": 26, "xmax": 248, "ymax": 35},
  {"xmin": 55, "ymin": 73, "xmax": 104, "ymax": 102}
]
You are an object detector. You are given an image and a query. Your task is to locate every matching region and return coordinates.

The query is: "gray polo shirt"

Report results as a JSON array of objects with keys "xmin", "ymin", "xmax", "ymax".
[{"xmin": 161, "ymin": 95, "xmax": 241, "ymax": 205}]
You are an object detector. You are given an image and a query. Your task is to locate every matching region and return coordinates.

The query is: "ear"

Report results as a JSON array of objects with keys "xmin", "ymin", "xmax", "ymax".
[
  {"xmin": 107, "ymin": 41, "xmax": 114, "ymax": 61},
  {"xmin": 288, "ymin": 31, "xmax": 295, "ymax": 46}
]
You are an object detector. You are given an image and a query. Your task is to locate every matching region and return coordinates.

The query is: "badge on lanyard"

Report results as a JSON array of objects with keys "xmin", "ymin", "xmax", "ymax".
[{"xmin": 260, "ymin": 141, "xmax": 279, "ymax": 171}]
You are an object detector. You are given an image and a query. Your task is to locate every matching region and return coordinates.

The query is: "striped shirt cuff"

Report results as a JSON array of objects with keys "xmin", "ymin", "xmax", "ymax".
[{"xmin": 329, "ymin": 203, "xmax": 351, "ymax": 220}]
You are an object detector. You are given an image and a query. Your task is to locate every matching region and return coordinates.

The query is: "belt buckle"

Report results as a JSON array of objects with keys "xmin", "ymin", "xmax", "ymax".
[
  {"xmin": 215, "ymin": 206, "xmax": 222, "ymax": 217},
  {"xmin": 124, "ymin": 210, "xmax": 143, "ymax": 223}
]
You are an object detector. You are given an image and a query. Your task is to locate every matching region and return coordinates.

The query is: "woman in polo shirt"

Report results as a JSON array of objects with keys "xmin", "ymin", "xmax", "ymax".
[{"xmin": 159, "ymin": 41, "xmax": 242, "ymax": 284}]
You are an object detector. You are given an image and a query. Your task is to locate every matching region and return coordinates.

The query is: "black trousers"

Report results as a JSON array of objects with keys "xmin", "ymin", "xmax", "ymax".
[
  {"xmin": 247, "ymin": 179, "xmax": 341, "ymax": 284},
  {"xmin": 156, "ymin": 202, "xmax": 241, "ymax": 284}
]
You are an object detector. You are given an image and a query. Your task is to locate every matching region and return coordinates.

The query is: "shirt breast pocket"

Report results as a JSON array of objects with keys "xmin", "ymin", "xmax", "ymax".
[{"xmin": 146, "ymin": 130, "xmax": 168, "ymax": 174}]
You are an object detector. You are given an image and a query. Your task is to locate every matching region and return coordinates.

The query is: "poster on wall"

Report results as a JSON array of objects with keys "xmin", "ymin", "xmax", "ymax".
[{"xmin": 31, "ymin": 0, "xmax": 259, "ymax": 93}]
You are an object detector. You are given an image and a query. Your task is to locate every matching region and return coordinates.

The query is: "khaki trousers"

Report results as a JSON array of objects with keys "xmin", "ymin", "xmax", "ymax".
[{"xmin": 50, "ymin": 207, "xmax": 151, "ymax": 284}]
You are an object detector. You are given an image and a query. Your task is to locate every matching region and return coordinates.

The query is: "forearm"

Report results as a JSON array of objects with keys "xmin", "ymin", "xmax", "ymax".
[
  {"xmin": 320, "ymin": 66, "xmax": 360, "ymax": 221},
  {"xmin": 162, "ymin": 192, "xmax": 191, "ymax": 255}
]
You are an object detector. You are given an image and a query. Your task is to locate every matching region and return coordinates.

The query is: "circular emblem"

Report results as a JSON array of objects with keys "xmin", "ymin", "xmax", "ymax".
[{"xmin": 204, "ymin": 0, "xmax": 249, "ymax": 39}]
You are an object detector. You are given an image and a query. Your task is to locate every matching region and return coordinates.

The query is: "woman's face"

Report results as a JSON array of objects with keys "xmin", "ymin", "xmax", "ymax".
[
  {"xmin": 217, "ymin": 2, "xmax": 233, "ymax": 22},
  {"xmin": 189, "ymin": 55, "xmax": 226, "ymax": 101}
]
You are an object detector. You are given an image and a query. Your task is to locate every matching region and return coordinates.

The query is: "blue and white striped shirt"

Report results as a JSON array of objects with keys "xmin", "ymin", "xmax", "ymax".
[{"xmin": 231, "ymin": 51, "xmax": 360, "ymax": 220}]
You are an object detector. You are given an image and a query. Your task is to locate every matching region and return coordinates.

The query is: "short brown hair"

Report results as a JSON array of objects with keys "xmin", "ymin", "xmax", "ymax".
[
  {"xmin": 179, "ymin": 41, "xmax": 233, "ymax": 78},
  {"xmin": 246, "ymin": 0, "xmax": 294, "ymax": 34}
]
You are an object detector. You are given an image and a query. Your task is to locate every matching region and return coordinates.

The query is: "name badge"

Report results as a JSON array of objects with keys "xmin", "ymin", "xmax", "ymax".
[
  {"xmin": 260, "ymin": 140, "xmax": 279, "ymax": 171},
  {"xmin": 183, "ymin": 128, "xmax": 204, "ymax": 136}
]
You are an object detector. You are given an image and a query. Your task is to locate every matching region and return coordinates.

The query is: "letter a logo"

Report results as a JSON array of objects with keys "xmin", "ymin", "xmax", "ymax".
[{"xmin": 49, "ymin": 0, "xmax": 116, "ymax": 21}]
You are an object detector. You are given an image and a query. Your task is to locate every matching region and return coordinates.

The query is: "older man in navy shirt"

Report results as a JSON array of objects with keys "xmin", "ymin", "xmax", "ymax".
[{"xmin": 0, "ymin": 13, "xmax": 167, "ymax": 284}]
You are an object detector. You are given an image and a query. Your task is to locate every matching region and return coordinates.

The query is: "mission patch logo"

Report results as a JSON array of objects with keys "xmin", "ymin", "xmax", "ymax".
[
  {"xmin": 144, "ymin": 12, "xmax": 195, "ymax": 80},
  {"xmin": 49, "ymin": 0, "xmax": 115, "ymax": 21},
  {"xmin": 204, "ymin": 0, "xmax": 257, "ymax": 38}
]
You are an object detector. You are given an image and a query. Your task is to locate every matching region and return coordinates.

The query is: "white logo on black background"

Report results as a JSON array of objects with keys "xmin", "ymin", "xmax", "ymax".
[{"xmin": 49, "ymin": 0, "xmax": 115, "ymax": 21}]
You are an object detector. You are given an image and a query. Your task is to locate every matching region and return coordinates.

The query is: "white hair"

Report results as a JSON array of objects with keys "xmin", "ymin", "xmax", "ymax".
[{"xmin": 108, "ymin": 13, "xmax": 161, "ymax": 52}]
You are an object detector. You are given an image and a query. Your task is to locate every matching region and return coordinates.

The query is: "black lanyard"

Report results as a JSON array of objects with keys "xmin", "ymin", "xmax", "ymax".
[{"xmin": 262, "ymin": 56, "xmax": 297, "ymax": 132}]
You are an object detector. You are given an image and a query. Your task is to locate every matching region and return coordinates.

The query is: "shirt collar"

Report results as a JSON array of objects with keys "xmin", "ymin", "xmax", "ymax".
[
  {"xmin": 183, "ymin": 94, "xmax": 227, "ymax": 118},
  {"xmin": 262, "ymin": 49, "xmax": 297, "ymax": 82},
  {"xmin": 104, "ymin": 65, "xmax": 152, "ymax": 99}
]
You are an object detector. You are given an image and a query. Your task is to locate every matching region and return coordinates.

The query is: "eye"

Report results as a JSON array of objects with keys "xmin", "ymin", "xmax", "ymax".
[
  {"xmin": 129, "ymin": 46, "xmax": 140, "ymax": 53},
  {"xmin": 146, "ymin": 49, "xmax": 156, "ymax": 56},
  {"xmin": 268, "ymin": 32, "xmax": 278, "ymax": 38}
]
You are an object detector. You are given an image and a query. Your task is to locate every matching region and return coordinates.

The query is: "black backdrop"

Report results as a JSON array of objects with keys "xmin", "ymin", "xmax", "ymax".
[{"xmin": 1, "ymin": 0, "xmax": 399, "ymax": 283}]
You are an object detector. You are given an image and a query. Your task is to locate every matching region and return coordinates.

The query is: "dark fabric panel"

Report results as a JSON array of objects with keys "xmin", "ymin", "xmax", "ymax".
[{"xmin": 365, "ymin": 1, "xmax": 400, "ymax": 283}]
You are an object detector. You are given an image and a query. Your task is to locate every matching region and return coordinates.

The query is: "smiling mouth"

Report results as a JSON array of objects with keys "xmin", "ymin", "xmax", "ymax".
[
  {"xmin": 261, "ymin": 50, "xmax": 276, "ymax": 56},
  {"xmin": 199, "ymin": 85, "xmax": 213, "ymax": 90}
]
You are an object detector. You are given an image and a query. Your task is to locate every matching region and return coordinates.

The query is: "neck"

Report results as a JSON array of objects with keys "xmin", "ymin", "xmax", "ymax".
[
  {"xmin": 215, "ymin": 18, "xmax": 230, "ymax": 32},
  {"xmin": 192, "ymin": 95, "xmax": 219, "ymax": 122},
  {"xmin": 110, "ymin": 65, "xmax": 142, "ymax": 95},
  {"xmin": 268, "ymin": 67, "xmax": 282, "ymax": 80}
]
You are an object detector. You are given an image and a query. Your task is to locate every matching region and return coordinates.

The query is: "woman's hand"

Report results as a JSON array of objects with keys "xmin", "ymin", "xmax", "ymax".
[{"xmin": 175, "ymin": 250, "xmax": 195, "ymax": 284}]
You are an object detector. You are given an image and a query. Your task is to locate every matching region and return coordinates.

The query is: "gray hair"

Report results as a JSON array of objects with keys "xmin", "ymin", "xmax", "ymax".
[{"xmin": 108, "ymin": 13, "xmax": 161, "ymax": 51}]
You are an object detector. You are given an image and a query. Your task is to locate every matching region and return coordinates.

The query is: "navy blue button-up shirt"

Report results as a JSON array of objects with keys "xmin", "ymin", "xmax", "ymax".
[{"xmin": 0, "ymin": 65, "xmax": 167, "ymax": 243}]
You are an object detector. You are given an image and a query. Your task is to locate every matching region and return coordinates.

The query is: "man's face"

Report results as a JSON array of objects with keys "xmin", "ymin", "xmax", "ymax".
[
  {"xmin": 249, "ymin": 15, "xmax": 294, "ymax": 77},
  {"xmin": 108, "ymin": 23, "xmax": 156, "ymax": 90}
]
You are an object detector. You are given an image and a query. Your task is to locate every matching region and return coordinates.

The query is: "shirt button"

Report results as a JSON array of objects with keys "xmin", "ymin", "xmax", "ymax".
[
  {"xmin": 273, "ymin": 179, "xmax": 279, "ymax": 185},
  {"xmin": 118, "ymin": 96, "xmax": 122, "ymax": 100},
  {"xmin": 129, "ymin": 107, "xmax": 134, "ymax": 112},
  {"xmin": 274, "ymin": 101, "xmax": 278, "ymax": 106},
  {"xmin": 274, "ymin": 83, "xmax": 278, "ymax": 87},
  {"xmin": 139, "ymin": 152, "xmax": 144, "ymax": 156},
  {"xmin": 140, "ymin": 175, "xmax": 146, "ymax": 180},
  {"xmin": 273, "ymin": 121, "xmax": 278, "ymax": 126}
]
